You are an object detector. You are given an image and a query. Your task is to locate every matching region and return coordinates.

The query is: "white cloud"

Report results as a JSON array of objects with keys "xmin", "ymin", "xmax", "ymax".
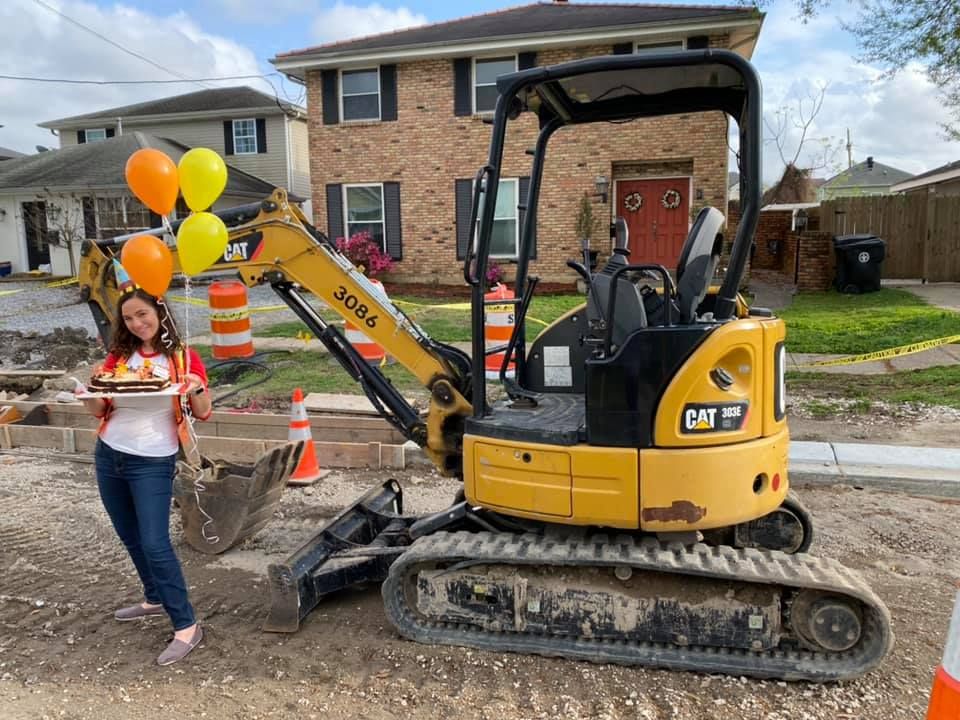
[
  {"xmin": 311, "ymin": 2, "xmax": 427, "ymax": 44},
  {"xmin": 0, "ymin": 0, "xmax": 267, "ymax": 155}
]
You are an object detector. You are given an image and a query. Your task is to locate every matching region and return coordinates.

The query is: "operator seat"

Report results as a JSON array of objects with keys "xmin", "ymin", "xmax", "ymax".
[
  {"xmin": 675, "ymin": 206, "xmax": 725, "ymax": 323},
  {"xmin": 586, "ymin": 217, "xmax": 647, "ymax": 349}
]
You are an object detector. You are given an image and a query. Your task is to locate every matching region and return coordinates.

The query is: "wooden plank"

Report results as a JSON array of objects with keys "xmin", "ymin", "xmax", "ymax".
[{"xmin": 0, "ymin": 370, "xmax": 67, "ymax": 377}]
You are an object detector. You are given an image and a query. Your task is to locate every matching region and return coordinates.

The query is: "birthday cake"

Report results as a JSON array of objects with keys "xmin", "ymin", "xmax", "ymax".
[{"xmin": 88, "ymin": 361, "xmax": 171, "ymax": 394}]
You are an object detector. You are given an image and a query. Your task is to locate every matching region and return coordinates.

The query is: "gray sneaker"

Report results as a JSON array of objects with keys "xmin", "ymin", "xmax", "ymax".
[
  {"xmin": 114, "ymin": 603, "xmax": 165, "ymax": 621},
  {"xmin": 157, "ymin": 625, "xmax": 203, "ymax": 666}
]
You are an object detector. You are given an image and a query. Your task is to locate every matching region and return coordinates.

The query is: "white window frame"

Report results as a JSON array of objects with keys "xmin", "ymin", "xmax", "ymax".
[
  {"xmin": 475, "ymin": 177, "xmax": 520, "ymax": 260},
  {"xmin": 343, "ymin": 182, "xmax": 386, "ymax": 251},
  {"xmin": 95, "ymin": 195, "xmax": 151, "ymax": 239},
  {"xmin": 84, "ymin": 128, "xmax": 107, "ymax": 143},
  {"xmin": 339, "ymin": 67, "xmax": 381, "ymax": 122},
  {"xmin": 232, "ymin": 118, "xmax": 258, "ymax": 155},
  {"xmin": 633, "ymin": 40, "xmax": 685, "ymax": 54},
  {"xmin": 473, "ymin": 55, "xmax": 517, "ymax": 115}
]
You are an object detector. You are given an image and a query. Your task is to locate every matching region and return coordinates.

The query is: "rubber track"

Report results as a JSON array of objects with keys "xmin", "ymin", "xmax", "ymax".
[{"xmin": 381, "ymin": 531, "xmax": 894, "ymax": 682}]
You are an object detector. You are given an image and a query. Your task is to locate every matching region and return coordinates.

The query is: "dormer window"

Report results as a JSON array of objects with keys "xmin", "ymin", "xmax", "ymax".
[
  {"xmin": 84, "ymin": 128, "xmax": 107, "ymax": 143},
  {"xmin": 473, "ymin": 56, "xmax": 516, "ymax": 114}
]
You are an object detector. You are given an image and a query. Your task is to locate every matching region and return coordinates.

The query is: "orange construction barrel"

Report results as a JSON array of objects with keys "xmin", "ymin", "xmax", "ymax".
[
  {"xmin": 344, "ymin": 278, "xmax": 387, "ymax": 364},
  {"xmin": 484, "ymin": 283, "xmax": 516, "ymax": 380},
  {"xmin": 209, "ymin": 280, "xmax": 254, "ymax": 359}
]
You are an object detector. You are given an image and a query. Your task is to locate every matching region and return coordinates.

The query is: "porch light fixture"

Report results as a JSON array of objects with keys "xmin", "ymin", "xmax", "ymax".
[{"xmin": 594, "ymin": 175, "xmax": 609, "ymax": 204}]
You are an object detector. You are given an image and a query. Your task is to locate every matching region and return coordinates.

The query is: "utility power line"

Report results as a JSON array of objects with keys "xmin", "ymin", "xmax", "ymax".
[
  {"xmin": 32, "ymin": 0, "xmax": 210, "ymax": 89},
  {"xmin": 0, "ymin": 73, "xmax": 276, "ymax": 85}
]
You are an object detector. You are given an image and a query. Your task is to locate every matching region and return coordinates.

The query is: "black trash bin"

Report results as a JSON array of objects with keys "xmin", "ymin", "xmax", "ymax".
[{"xmin": 833, "ymin": 234, "xmax": 885, "ymax": 294}]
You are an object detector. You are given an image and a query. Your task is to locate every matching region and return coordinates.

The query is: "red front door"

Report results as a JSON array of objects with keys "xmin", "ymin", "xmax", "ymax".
[{"xmin": 615, "ymin": 178, "xmax": 689, "ymax": 267}]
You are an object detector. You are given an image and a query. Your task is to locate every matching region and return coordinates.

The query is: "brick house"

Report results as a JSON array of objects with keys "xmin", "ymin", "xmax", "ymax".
[{"xmin": 272, "ymin": 1, "xmax": 763, "ymax": 284}]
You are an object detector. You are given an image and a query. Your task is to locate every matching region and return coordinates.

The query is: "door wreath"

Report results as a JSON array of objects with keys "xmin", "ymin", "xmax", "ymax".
[
  {"xmin": 623, "ymin": 192, "xmax": 643, "ymax": 212},
  {"xmin": 661, "ymin": 189, "xmax": 682, "ymax": 209}
]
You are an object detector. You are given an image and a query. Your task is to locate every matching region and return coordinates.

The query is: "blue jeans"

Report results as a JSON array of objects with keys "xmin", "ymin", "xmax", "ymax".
[{"xmin": 95, "ymin": 439, "xmax": 196, "ymax": 630}]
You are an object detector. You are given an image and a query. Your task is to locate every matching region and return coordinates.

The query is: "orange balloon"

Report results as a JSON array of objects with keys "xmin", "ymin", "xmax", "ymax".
[
  {"xmin": 125, "ymin": 148, "xmax": 179, "ymax": 216},
  {"xmin": 120, "ymin": 234, "xmax": 174, "ymax": 296}
]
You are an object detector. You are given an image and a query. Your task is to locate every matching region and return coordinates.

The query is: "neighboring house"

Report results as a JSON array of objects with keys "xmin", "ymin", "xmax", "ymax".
[
  {"xmin": 891, "ymin": 160, "xmax": 960, "ymax": 197},
  {"xmin": 817, "ymin": 157, "xmax": 912, "ymax": 201},
  {"xmin": 0, "ymin": 146, "xmax": 26, "ymax": 162},
  {"xmin": 271, "ymin": 0, "xmax": 764, "ymax": 284},
  {"xmin": 38, "ymin": 86, "xmax": 311, "ymax": 211},
  {"xmin": 0, "ymin": 132, "xmax": 282, "ymax": 275}
]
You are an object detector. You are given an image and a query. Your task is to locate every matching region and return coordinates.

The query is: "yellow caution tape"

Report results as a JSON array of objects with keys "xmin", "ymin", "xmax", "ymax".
[
  {"xmin": 796, "ymin": 334, "xmax": 960, "ymax": 368},
  {"xmin": 0, "ymin": 289, "xmax": 23, "ymax": 297},
  {"xmin": 169, "ymin": 296, "xmax": 287, "ymax": 314},
  {"xmin": 209, "ymin": 310, "xmax": 250, "ymax": 322},
  {"xmin": 45, "ymin": 276, "xmax": 78, "ymax": 288}
]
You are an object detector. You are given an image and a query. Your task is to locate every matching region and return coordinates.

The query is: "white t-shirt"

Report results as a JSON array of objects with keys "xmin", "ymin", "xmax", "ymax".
[{"xmin": 99, "ymin": 350, "xmax": 179, "ymax": 457}]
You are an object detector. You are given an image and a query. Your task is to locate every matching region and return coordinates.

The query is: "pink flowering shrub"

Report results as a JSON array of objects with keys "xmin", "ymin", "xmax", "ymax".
[
  {"xmin": 485, "ymin": 261, "xmax": 505, "ymax": 286},
  {"xmin": 336, "ymin": 231, "xmax": 395, "ymax": 277}
]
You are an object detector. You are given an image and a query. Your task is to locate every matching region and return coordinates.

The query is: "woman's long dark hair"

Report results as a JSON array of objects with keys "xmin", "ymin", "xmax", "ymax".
[{"xmin": 109, "ymin": 288, "xmax": 183, "ymax": 360}]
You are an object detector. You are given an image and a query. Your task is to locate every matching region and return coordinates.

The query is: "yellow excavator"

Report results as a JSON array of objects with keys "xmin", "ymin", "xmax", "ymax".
[{"xmin": 79, "ymin": 49, "xmax": 892, "ymax": 681}]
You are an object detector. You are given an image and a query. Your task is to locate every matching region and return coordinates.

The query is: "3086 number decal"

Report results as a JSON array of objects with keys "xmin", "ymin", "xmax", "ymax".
[{"xmin": 333, "ymin": 286, "xmax": 378, "ymax": 328}]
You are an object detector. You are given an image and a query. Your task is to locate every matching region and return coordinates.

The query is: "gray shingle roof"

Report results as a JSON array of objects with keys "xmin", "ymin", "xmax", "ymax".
[
  {"xmin": 821, "ymin": 159, "xmax": 913, "ymax": 189},
  {"xmin": 275, "ymin": 2, "xmax": 757, "ymax": 59},
  {"xmin": 0, "ymin": 132, "xmax": 283, "ymax": 199},
  {"xmin": 903, "ymin": 159, "xmax": 960, "ymax": 184},
  {"xmin": 40, "ymin": 87, "xmax": 302, "ymax": 128},
  {"xmin": 0, "ymin": 146, "xmax": 26, "ymax": 160}
]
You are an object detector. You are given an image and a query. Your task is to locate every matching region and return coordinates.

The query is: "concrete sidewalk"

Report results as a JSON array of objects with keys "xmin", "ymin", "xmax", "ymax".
[{"xmin": 790, "ymin": 441, "xmax": 960, "ymax": 498}]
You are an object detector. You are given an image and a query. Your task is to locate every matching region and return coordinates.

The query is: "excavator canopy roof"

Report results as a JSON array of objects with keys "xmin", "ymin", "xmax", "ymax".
[{"xmin": 497, "ymin": 50, "xmax": 755, "ymax": 126}]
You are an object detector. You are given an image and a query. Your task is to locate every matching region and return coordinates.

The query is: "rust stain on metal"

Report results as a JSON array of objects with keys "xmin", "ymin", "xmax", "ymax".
[{"xmin": 642, "ymin": 500, "xmax": 707, "ymax": 524}]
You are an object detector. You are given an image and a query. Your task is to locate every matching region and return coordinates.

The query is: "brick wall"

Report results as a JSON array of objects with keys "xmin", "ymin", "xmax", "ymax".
[
  {"xmin": 795, "ymin": 231, "xmax": 834, "ymax": 291},
  {"xmin": 306, "ymin": 39, "xmax": 732, "ymax": 285}
]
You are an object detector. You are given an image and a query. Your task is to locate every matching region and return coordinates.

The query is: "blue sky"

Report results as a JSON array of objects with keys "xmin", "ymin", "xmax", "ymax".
[{"xmin": 2, "ymin": 0, "xmax": 955, "ymax": 183}]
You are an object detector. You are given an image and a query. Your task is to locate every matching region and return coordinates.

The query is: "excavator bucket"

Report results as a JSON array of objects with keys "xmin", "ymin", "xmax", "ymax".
[
  {"xmin": 263, "ymin": 479, "xmax": 413, "ymax": 633},
  {"xmin": 174, "ymin": 441, "xmax": 305, "ymax": 555}
]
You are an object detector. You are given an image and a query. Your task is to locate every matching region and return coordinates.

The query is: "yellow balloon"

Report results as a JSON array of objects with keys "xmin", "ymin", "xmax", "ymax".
[
  {"xmin": 176, "ymin": 212, "xmax": 228, "ymax": 276},
  {"xmin": 178, "ymin": 148, "xmax": 228, "ymax": 212}
]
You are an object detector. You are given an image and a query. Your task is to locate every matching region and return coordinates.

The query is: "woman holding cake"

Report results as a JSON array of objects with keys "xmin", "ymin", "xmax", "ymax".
[{"xmin": 77, "ymin": 284, "xmax": 211, "ymax": 666}]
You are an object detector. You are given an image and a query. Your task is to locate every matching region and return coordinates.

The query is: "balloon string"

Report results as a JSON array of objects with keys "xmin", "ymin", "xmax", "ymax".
[{"xmin": 171, "ymin": 276, "xmax": 218, "ymax": 545}]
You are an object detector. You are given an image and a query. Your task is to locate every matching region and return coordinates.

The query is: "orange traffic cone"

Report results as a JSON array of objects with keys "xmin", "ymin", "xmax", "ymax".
[
  {"xmin": 927, "ymin": 582, "xmax": 960, "ymax": 719},
  {"xmin": 287, "ymin": 388, "xmax": 323, "ymax": 486}
]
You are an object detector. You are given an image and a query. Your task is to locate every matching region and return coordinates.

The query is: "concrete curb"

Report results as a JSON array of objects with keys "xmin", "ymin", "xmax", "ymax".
[{"xmin": 789, "ymin": 441, "xmax": 960, "ymax": 498}]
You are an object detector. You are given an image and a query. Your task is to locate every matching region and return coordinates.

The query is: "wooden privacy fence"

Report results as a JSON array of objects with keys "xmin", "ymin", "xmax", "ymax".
[{"xmin": 820, "ymin": 195, "xmax": 960, "ymax": 281}]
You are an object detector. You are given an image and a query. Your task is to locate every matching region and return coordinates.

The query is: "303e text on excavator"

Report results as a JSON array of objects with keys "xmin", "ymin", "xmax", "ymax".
[{"xmin": 79, "ymin": 49, "xmax": 893, "ymax": 681}]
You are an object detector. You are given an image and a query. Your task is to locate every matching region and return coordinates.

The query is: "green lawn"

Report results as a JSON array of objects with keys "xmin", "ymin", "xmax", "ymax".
[
  {"xmin": 787, "ymin": 365, "xmax": 960, "ymax": 409},
  {"xmin": 779, "ymin": 288, "xmax": 960, "ymax": 354},
  {"xmin": 256, "ymin": 293, "xmax": 586, "ymax": 344}
]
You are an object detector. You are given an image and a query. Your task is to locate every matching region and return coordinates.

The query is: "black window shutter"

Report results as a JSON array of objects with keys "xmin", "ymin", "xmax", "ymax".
[
  {"xmin": 256, "ymin": 118, "xmax": 267, "ymax": 153},
  {"xmin": 455, "ymin": 179, "xmax": 473, "ymax": 260},
  {"xmin": 518, "ymin": 52, "xmax": 537, "ymax": 70},
  {"xmin": 383, "ymin": 182, "xmax": 402, "ymax": 260},
  {"xmin": 326, "ymin": 184, "xmax": 344, "ymax": 241},
  {"xmin": 519, "ymin": 176, "xmax": 535, "ymax": 259},
  {"xmin": 322, "ymin": 70, "xmax": 340, "ymax": 125},
  {"xmin": 82, "ymin": 197, "xmax": 97, "ymax": 238},
  {"xmin": 453, "ymin": 58, "xmax": 472, "ymax": 117},
  {"xmin": 686, "ymin": 35, "xmax": 709, "ymax": 50},
  {"xmin": 223, "ymin": 121, "xmax": 234, "ymax": 155},
  {"xmin": 77, "ymin": 130, "xmax": 86, "ymax": 144},
  {"xmin": 105, "ymin": 127, "xmax": 115, "ymax": 138},
  {"xmin": 380, "ymin": 65, "xmax": 398, "ymax": 122},
  {"xmin": 612, "ymin": 42, "xmax": 633, "ymax": 55}
]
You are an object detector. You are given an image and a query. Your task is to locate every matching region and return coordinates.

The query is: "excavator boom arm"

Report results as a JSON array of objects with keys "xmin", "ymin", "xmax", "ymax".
[{"xmin": 78, "ymin": 190, "xmax": 473, "ymax": 475}]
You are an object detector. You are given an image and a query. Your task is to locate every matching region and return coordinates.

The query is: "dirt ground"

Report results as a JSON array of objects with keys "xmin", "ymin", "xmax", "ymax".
[{"xmin": 0, "ymin": 452, "xmax": 957, "ymax": 720}]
